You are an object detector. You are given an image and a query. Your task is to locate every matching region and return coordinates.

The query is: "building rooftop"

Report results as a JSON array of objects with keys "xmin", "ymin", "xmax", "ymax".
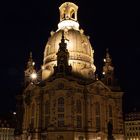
[{"xmin": 125, "ymin": 112, "xmax": 140, "ymax": 121}]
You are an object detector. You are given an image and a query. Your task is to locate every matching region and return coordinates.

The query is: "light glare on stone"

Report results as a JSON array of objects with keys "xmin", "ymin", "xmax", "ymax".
[{"xmin": 30, "ymin": 72, "xmax": 37, "ymax": 79}]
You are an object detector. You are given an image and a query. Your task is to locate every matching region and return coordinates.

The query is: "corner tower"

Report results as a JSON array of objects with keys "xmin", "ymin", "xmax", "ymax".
[
  {"xmin": 42, "ymin": 2, "xmax": 96, "ymax": 80},
  {"xmin": 24, "ymin": 52, "xmax": 37, "ymax": 86}
]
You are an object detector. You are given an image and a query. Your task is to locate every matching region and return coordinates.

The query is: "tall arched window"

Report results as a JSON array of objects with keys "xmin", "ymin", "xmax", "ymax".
[
  {"xmin": 76, "ymin": 100, "xmax": 81, "ymax": 113},
  {"xmin": 95, "ymin": 102, "xmax": 100, "ymax": 131},
  {"xmin": 58, "ymin": 97, "xmax": 65, "ymax": 127},
  {"xmin": 44, "ymin": 100, "xmax": 50, "ymax": 128}
]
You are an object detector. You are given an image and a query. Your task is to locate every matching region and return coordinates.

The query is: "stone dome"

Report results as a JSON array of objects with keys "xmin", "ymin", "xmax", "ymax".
[{"xmin": 42, "ymin": 2, "xmax": 96, "ymax": 79}]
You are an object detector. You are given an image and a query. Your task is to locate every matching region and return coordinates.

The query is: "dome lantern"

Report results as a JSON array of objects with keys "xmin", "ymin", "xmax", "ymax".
[{"xmin": 58, "ymin": 2, "xmax": 79, "ymax": 30}]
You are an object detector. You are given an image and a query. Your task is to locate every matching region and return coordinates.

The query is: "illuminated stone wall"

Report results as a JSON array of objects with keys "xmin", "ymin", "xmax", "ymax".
[{"xmin": 21, "ymin": 78, "xmax": 124, "ymax": 140}]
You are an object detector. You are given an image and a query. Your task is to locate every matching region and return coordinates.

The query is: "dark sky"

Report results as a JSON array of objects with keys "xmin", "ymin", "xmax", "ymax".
[{"xmin": 0, "ymin": 0, "xmax": 139, "ymax": 114}]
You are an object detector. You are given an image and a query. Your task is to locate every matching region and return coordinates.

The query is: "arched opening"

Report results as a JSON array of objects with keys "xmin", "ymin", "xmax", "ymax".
[{"xmin": 70, "ymin": 9, "xmax": 75, "ymax": 19}]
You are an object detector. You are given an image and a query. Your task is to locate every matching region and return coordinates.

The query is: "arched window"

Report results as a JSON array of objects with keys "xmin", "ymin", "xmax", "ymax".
[
  {"xmin": 58, "ymin": 97, "xmax": 64, "ymax": 112},
  {"xmin": 70, "ymin": 9, "xmax": 75, "ymax": 19},
  {"xmin": 95, "ymin": 102, "xmax": 100, "ymax": 131},
  {"xmin": 44, "ymin": 101, "xmax": 50, "ymax": 128},
  {"xmin": 76, "ymin": 100, "xmax": 81, "ymax": 113}
]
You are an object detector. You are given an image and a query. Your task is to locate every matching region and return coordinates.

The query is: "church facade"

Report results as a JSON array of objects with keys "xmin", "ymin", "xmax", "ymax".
[{"xmin": 15, "ymin": 2, "xmax": 124, "ymax": 140}]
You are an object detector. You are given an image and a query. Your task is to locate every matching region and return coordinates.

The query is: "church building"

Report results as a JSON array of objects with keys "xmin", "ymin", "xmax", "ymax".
[{"xmin": 15, "ymin": 2, "xmax": 124, "ymax": 140}]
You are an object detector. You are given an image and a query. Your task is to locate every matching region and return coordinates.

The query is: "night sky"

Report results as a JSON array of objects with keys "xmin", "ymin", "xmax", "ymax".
[{"xmin": 0, "ymin": 0, "xmax": 139, "ymax": 114}]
